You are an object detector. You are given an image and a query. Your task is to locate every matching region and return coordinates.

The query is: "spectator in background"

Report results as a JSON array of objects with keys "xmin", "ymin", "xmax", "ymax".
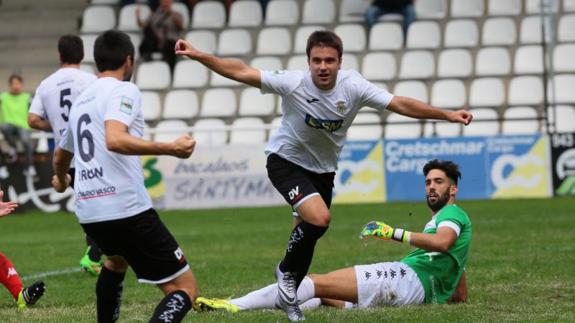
[
  {"xmin": 137, "ymin": 0, "xmax": 184, "ymax": 71},
  {"xmin": 0, "ymin": 75, "xmax": 36, "ymax": 179},
  {"xmin": 365, "ymin": 0, "xmax": 416, "ymax": 36}
]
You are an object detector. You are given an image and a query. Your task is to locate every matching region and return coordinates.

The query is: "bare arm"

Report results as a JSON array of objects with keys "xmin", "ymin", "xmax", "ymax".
[
  {"xmin": 0, "ymin": 190, "xmax": 18, "ymax": 217},
  {"xmin": 136, "ymin": 7, "xmax": 148, "ymax": 28},
  {"xmin": 174, "ymin": 39, "xmax": 261, "ymax": 88},
  {"xmin": 408, "ymin": 226, "xmax": 458, "ymax": 253},
  {"xmin": 52, "ymin": 147, "xmax": 73, "ymax": 192},
  {"xmin": 387, "ymin": 96, "xmax": 473, "ymax": 125},
  {"xmin": 169, "ymin": 11, "xmax": 184, "ymax": 30},
  {"xmin": 105, "ymin": 120, "xmax": 195, "ymax": 158},
  {"xmin": 448, "ymin": 271, "xmax": 468, "ymax": 303},
  {"xmin": 28, "ymin": 113, "xmax": 52, "ymax": 131}
]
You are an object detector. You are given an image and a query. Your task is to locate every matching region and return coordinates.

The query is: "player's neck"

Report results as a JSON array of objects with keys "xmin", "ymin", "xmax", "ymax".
[
  {"xmin": 61, "ymin": 63, "xmax": 80, "ymax": 69},
  {"xmin": 98, "ymin": 70, "xmax": 125, "ymax": 81}
]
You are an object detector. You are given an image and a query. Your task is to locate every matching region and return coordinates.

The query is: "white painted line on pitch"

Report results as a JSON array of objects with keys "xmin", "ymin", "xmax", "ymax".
[{"xmin": 22, "ymin": 267, "xmax": 82, "ymax": 281}]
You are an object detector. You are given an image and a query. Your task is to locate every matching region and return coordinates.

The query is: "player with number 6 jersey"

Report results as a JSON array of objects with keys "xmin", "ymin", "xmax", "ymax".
[{"xmin": 52, "ymin": 30, "xmax": 199, "ymax": 323}]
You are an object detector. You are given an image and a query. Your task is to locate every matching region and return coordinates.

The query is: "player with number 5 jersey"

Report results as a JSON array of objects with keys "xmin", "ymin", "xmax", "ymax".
[{"xmin": 27, "ymin": 35, "xmax": 102, "ymax": 276}]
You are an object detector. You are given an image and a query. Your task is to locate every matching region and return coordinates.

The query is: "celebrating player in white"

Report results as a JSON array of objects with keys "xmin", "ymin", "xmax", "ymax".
[
  {"xmin": 28, "ymin": 35, "xmax": 103, "ymax": 276},
  {"xmin": 52, "ymin": 30, "xmax": 198, "ymax": 323},
  {"xmin": 175, "ymin": 30, "xmax": 473, "ymax": 321}
]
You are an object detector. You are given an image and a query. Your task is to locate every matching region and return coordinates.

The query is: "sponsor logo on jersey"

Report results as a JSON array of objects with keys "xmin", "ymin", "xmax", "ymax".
[
  {"xmin": 336, "ymin": 100, "xmax": 347, "ymax": 113},
  {"xmin": 305, "ymin": 114, "xmax": 343, "ymax": 132},
  {"xmin": 306, "ymin": 97, "xmax": 319, "ymax": 104},
  {"xmin": 120, "ymin": 96, "xmax": 134, "ymax": 115},
  {"xmin": 80, "ymin": 167, "xmax": 104, "ymax": 181},
  {"xmin": 77, "ymin": 186, "xmax": 117, "ymax": 200}
]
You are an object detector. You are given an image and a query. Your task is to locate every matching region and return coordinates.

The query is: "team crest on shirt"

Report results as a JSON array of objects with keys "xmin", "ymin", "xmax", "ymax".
[
  {"xmin": 336, "ymin": 100, "xmax": 347, "ymax": 113},
  {"xmin": 305, "ymin": 113, "xmax": 343, "ymax": 132},
  {"xmin": 120, "ymin": 96, "xmax": 134, "ymax": 115}
]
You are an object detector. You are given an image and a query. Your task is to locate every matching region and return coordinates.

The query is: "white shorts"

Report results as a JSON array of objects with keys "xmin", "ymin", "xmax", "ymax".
[{"xmin": 354, "ymin": 262, "xmax": 424, "ymax": 308}]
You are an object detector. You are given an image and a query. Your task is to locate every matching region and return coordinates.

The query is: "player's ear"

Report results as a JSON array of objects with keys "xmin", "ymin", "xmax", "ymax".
[{"xmin": 450, "ymin": 185, "xmax": 458, "ymax": 196}]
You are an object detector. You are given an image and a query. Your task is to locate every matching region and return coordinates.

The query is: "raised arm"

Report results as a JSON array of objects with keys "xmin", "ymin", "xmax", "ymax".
[
  {"xmin": 387, "ymin": 96, "xmax": 473, "ymax": 126},
  {"xmin": 105, "ymin": 120, "xmax": 195, "ymax": 158},
  {"xmin": 174, "ymin": 39, "xmax": 261, "ymax": 88}
]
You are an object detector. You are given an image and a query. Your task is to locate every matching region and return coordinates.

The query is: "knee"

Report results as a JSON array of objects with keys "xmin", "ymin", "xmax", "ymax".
[
  {"xmin": 316, "ymin": 211, "xmax": 331, "ymax": 227},
  {"xmin": 104, "ymin": 258, "xmax": 128, "ymax": 273}
]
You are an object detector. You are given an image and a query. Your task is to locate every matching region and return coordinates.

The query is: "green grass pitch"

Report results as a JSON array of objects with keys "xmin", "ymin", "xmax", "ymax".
[{"xmin": 0, "ymin": 197, "xmax": 573, "ymax": 322}]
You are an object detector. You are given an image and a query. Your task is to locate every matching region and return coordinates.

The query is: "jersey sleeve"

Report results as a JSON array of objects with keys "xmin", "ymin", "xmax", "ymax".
[
  {"xmin": 28, "ymin": 86, "xmax": 47, "ymax": 118},
  {"xmin": 104, "ymin": 83, "xmax": 141, "ymax": 126},
  {"xmin": 59, "ymin": 124, "xmax": 74, "ymax": 153},
  {"xmin": 260, "ymin": 70, "xmax": 303, "ymax": 96},
  {"xmin": 436, "ymin": 206, "xmax": 467, "ymax": 236},
  {"xmin": 358, "ymin": 75, "xmax": 394, "ymax": 111}
]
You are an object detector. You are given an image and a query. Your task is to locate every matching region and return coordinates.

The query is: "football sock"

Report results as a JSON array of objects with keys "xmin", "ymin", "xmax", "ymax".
[
  {"xmin": 0, "ymin": 252, "xmax": 24, "ymax": 300},
  {"xmin": 279, "ymin": 221, "xmax": 327, "ymax": 286},
  {"xmin": 343, "ymin": 301, "xmax": 355, "ymax": 309},
  {"xmin": 96, "ymin": 266, "xmax": 125, "ymax": 323},
  {"xmin": 149, "ymin": 290, "xmax": 192, "ymax": 323},
  {"xmin": 300, "ymin": 298, "xmax": 322, "ymax": 310},
  {"xmin": 86, "ymin": 235, "xmax": 103, "ymax": 262},
  {"xmin": 231, "ymin": 276, "xmax": 316, "ymax": 310}
]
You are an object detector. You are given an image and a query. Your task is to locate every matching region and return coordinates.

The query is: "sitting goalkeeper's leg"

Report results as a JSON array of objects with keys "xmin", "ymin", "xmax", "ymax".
[
  {"xmin": 97, "ymin": 256, "xmax": 127, "ymax": 323},
  {"xmin": 197, "ymin": 276, "xmax": 320, "ymax": 312}
]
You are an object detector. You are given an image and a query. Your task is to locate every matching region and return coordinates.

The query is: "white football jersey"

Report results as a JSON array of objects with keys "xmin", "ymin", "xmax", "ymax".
[
  {"xmin": 29, "ymin": 67, "xmax": 96, "ymax": 143},
  {"xmin": 262, "ymin": 69, "xmax": 393, "ymax": 173},
  {"xmin": 60, "ymin": 77, "xmax": 152, "ymax": 224}
]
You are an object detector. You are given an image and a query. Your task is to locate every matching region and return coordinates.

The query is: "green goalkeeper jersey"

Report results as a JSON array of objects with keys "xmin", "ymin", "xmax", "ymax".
[{"xmin": 401, "ymin": 204, "xmax": 472, "ymax": 304}]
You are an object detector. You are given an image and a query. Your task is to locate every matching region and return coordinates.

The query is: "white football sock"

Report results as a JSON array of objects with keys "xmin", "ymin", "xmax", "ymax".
[
  {"xmin": 299, "ymin": 298, "xmax": 321, "ymax": 310},
  {"xmin": 230, "ymin": 276, "xmax": 316, "ymax": 311}
]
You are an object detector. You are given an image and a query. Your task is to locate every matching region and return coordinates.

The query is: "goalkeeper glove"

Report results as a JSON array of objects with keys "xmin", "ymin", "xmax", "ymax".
[{"xmin": 360, "ymin": 221, "xmax": 411, "ymax": 243}]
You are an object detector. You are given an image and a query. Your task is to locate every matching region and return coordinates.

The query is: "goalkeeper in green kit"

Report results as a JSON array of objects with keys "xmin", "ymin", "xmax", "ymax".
[{"xmin": 195, "ymin": 159, "xmax": 471, "ymax": 313}]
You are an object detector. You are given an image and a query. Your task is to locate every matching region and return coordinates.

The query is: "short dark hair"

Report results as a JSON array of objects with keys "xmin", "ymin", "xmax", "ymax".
[
  {"xmin": 306, "ymin": 30, "xmax": 343, "ymax": 60},
  {"xmin": 8, "ymin": 74, "xmax": 22, "ymax": 84},
  {"xmin": 58, "ymin": 35, "xmax": 84, "ymax": 64},
  {"xmin": 423, "ymin": 159, "xmax": 461, "ymax": 185},
  {"xmin": 94, "ymin": 30, "xmax": 134, "ymax": 73}
]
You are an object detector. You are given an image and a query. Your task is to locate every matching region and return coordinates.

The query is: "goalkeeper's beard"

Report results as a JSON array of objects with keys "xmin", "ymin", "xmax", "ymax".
[{"xmin": 426, "ymin": 189, "xmax": 450, "ymax": 212}]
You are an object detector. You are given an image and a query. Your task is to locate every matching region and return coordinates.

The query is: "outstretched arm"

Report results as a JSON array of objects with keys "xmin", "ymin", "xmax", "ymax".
[
  {"xmin": 387, "ymin": 96, "xmax": 473, "ymax": 126},
  {"xmin": 0, "ymin": 190, "xmax": 18, "ymax": 217},
  {"xmin": 174, "ymin": 39, "xmax": 261, "ymax": 88},
  {"xmin": 361, "ymin": 221, "xmax": 457, "ymax": 253},
  {"xmin": 448, "ymin": 271, "xmax": 468, "ymax": 303}
]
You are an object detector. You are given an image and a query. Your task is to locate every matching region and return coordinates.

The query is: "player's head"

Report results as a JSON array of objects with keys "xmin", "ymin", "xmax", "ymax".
[
  {"xmin": 8, "ymin": 74, "xmax": 23, "ymax": 94},
  {"xmin": 159, "ymin": 0, "xmax": 173, "ymax": 11},
  {"xmin": 94, "ymin": 30, "xmax": 134, "ymax": 81},
  {"xmin": 423, "ymin": 159, "xmax": 461, "ymax": 212},
  {"xmin": 306, "ymin": 31, "xmax": 342, "ymax": 91},
  {"xmin": 58, "ymin": 35, "xmax": 84, "ymax": 65}
]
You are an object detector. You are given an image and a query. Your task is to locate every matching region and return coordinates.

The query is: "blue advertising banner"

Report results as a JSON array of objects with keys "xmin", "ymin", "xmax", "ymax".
[
  {"xmin": 333, "ymin": 140, "xmax": 386, "ymax": 204},
  {"xmin": 384, "ymin": 135, "xmax": 552, "ymax": 201}
]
